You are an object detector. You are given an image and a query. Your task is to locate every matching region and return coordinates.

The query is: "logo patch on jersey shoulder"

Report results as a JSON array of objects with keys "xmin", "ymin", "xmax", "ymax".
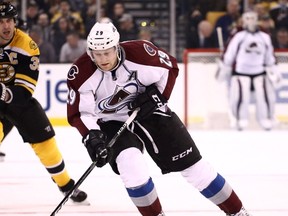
[
  {"xmin": 143, "ymin": 43, "xmax": 157, "ymax": 56},
  {"xmin": 29, "ymin": 40, "xmax": 38, "ymax": 50},
  {"xmin": 67, "ymin": 65, "xmax": 79, "ymax": 80}
]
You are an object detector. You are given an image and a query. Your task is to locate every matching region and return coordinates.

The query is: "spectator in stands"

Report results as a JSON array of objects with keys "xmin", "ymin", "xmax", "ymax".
[
  {"xmin": 254, "ymin": 2, "xmax": 275, "ymax": 36},
  {"xmin": 32, "ymin": 0, "xmax": 51, "ymax": 15},
  {"xmin": 182, "ymin": 0, "xmax": 226, "ymax": 18},
  {"xmin": 16, "ymin": 18, "xmax": 28, "ymax": 32},
  {"xmin": 47, "ymin": 0, "xmax": 62, "ymax": 19},
  {"xmin": 186, "ymin": 20, "xmax": 218, "ymax": 48},
  {"xmin": 186, "ymin": 7, "xmax": 203, "ymax": 32},
  {"xmin": 138, "ymin": 28, "xmax": 158, "ymax": 45},
  {"xmin": 81, "ymin": 0, "xmax": 106, "ymax": 37},
  {"xmin": 51, "ymin": 0, "xmax": 85, "ymax": 37},
  {"xmin": 243, "ymin": 0, "xmax": 257, "ymax": 12},
  {"xmin": 272, "ymin": 27, "xmax": 288, "ymax": 48},
  {"xmin": 118, "ymin": 13, "xmax": 139, "ymax": 41},
  {"xmin": 29, "ymin": 25, "xmax": 57, "ymax": 63},
  {"xmin": 59, "ymin": 31, "xmax": 86, "ymax": 63},
  {"xmin": 26, "ymin": 1, "xmax": 40, "ymax": 30},
  {"xmin": 51, "ymin": 16, "xmax": 73, "ymax": 62},
  {"xmin": 37, "ymin": 12, "xmax": 53, "ymax": 43},
  {"xmin": 109, "ymin": 2, "xmax": 126, "ymax": 29},
  {"xmin": 214, "ymin": 0, "xmax": 241, "ymax": 44},
  {"xmin": 67, "ymin": 0, "xmax": 87, "ymax": 14},
  {"xmin": 184, "ymin": 7, "xmax": 204, "ymax": 50},
  {"xmin": 269, "ymin": 0, "xmax": 288, "ymax": 30}
]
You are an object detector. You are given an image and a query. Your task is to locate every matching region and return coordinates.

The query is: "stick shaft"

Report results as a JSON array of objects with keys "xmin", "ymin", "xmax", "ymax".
[
  {"xmin": 216, "ymin": 27, "xmax": 224, "ymax": 53},
  {"xmin": 215, "ymin": 27, "xmax": 224, "ymax": 79},
  {"xmin": 50, "ymin": 108, "xmax": 139, "ymax": 216}
]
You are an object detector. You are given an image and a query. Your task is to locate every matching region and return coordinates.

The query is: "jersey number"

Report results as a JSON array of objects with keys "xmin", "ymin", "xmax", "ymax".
[{"xmin": 158, "ymin": 50, "xmax": 172, "ymax": 68}]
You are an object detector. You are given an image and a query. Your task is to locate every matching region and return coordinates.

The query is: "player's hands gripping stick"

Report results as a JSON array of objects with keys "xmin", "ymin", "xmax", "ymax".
[{"xmin": 83, "ymin": 130, "xmax": 112, "ymax": 167}]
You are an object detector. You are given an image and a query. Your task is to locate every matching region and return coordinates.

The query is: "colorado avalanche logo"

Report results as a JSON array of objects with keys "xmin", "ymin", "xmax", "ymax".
[
  {"xmin": 67, "ymin": 65, "xmax": 79, "ymax": 80},
  {"xmin": 98, "ymin": 83, "xmax": 138, "ymax": 113},
  {"xmin": 143, "ymin": 43, "xmax": 157, "ymax": 56},
  {"xmin": 245, "ymin": 42, "xmax": 261, "ymax": 54}
]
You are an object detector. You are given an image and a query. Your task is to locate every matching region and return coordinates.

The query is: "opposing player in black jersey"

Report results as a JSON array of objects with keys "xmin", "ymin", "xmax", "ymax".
[
  {"xmin": 0, "ymin": 2, "xmax": 88, "ymax": 203},
  {"xmin": 67, "ymin": 21, "xmax": 252, "ymax": 215}
]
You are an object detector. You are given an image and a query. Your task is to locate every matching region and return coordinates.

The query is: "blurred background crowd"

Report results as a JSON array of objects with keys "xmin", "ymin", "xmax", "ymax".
[{"xmin": 9, "ymin": 0, "xmax": 288, "ymax": 63}]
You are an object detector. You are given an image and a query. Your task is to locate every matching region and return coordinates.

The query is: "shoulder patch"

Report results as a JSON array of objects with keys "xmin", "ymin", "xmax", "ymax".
[
  {"xmin": 29, "ymin": 40, "xmax": 38, "ymax": 50},
  {"xmin": 10, "ymin": 29, "xmax": 40, "ymax": 56},
  {"xmin": 143, "ymin": 43, "xmax": 157, "ymax": 56},
  {"xmin": 67, "ymin": 65, "xmax": 79, "ymax": 80}
]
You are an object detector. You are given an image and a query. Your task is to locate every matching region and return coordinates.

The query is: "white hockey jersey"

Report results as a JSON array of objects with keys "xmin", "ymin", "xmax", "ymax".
[
  {"xmin": 223, "ymin": 29, "xmax": 276, "ymax": 75},
  {"xmin": 66, "ymin": 40, "xmax": 179, "ymax": 136}
]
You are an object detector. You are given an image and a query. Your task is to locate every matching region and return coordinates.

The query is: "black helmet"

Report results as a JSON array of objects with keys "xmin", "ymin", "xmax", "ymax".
[{"xmin": 0, "ymin": 2, "xmax": 18, "ymax": 19}]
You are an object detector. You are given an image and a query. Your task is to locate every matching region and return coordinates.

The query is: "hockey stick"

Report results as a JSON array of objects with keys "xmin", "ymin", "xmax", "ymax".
[
  {"xmin": 215, "ymin": 27, "xmax": 235, "ymax": 125},
  {"xmin": 215, "ymin": 27, "xmax": 225, "ymax": 80},
  {"xmin": 216, "ymin": 27, "xmax": 224, "ymax": 53},
  {"xmin": 50, "ymin": 108, "xmax": 140, "ymax": 216}
]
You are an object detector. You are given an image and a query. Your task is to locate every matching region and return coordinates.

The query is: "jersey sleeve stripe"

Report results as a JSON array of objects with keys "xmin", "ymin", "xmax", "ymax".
[
  {"xmin": 15, "ymin": 73, "xmax": 37, "ymax": 85},
  {"xmin": 14, "ymin": 81, "xmax": 35, "ymax": 94}
]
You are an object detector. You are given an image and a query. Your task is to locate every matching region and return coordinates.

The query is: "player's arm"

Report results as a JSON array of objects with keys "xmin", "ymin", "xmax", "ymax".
[
  {"xmin": 67, "ymin": 62, "xmax": 101, "ymax": 137},
  {"xmin": 67, "ymin": 81, "xmax": 99, "ymax": 137},
  {"xmin": 222, "ymin": 34, "xmax": 240, "ymax": 67},
  {"xmin": 264, "ymin": 34, "xmax": 283, "ymax": 89},
  {"xmin": 216, "ymin": 33, "xmax": 241, "ymax": 82},
  {"xmin": 155, "ymin": 46, "xmax": 179, "ymax": 100}
]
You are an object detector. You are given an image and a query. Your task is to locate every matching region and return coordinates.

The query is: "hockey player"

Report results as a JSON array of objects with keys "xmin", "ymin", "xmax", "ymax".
[
  {"xmin": 0, "ymin": 2, "xmax": 88, "ymax": 203},
  {"xmin": 217, "ymin": 11, "xmax": 282, "ymax": 130},
  {"xmin": 67, "ymin": 21, "xmax": 252, "ymax": 215}
]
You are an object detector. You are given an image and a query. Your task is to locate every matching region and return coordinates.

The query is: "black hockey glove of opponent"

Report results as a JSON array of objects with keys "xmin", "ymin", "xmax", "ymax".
[
  {"xmin": 83, "ymin": 130, "xmax": 112, "ymax": 167},
  {"xmin": 0, "ymin": 83, "xmax": 11, "ymax": 116},
  {"xmin": 129, "ymin": 84, "xmax": 167, "ymax": 121},
  {"xmin": 0, "ymin": 83, "xmax": 12, "ymax": 103}
]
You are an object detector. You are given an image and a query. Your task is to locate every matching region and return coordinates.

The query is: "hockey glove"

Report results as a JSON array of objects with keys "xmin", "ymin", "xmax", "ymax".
[
  {"xmin": 0, "ymin": 83, "xmax": 12, "ymax": 103},
  {"xmin": 266, "ymin": 65, "xmax": 283, "ymax": 89},
  {"xmin": 215, "ymin": 59, "xmax": 232, "ymax": 82},
  {"xmin": 129, "ymin": 84, "xmax": 167, "ymax": 121},
  {"xmin": 83, "ymin": 130, "xmax": 112, "ymax": 167},
  {"xmin": 0, "ymin": 83, "xmax": 11, "ymax": 116}
]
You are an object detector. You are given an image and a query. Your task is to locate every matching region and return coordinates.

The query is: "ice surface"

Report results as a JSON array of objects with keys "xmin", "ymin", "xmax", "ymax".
[{"xmin": 0, "ymin": 127, "xmax": 287, "ymax": 215}]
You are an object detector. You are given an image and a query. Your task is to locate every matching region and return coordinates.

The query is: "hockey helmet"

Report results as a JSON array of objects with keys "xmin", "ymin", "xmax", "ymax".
[
  {"xmin": 242, "ymin": 11, "xmax": 258, "ymax": 32},
  {"xmin": 87, "ymin": 22, "xmax": 120, "ymax": 51},
  {"xmin": 0, "ymin": 2, "xmax": 18, "ymax": 20}
]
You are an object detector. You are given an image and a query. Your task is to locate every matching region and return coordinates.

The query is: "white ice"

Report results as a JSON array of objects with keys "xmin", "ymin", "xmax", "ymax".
[{"xmin": 0, "ymin": 127, "xmax": 287, "ymax": 216}]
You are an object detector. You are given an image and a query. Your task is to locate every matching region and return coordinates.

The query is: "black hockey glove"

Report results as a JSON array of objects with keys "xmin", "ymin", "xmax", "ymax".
[
  {"xmin": 83, "ymin": 130, "xmax": 112, "ymax": 167},
  {"xmin": 0, "ymin": 83, "xmax": 10, "ymax": 116},
  {"xmin": 0, "ymin": 83, "xmax": 11, "ymax": 103},
  {"xmin": 129, "ymin": 84, "xmax": 167, "ymax": 121}
]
